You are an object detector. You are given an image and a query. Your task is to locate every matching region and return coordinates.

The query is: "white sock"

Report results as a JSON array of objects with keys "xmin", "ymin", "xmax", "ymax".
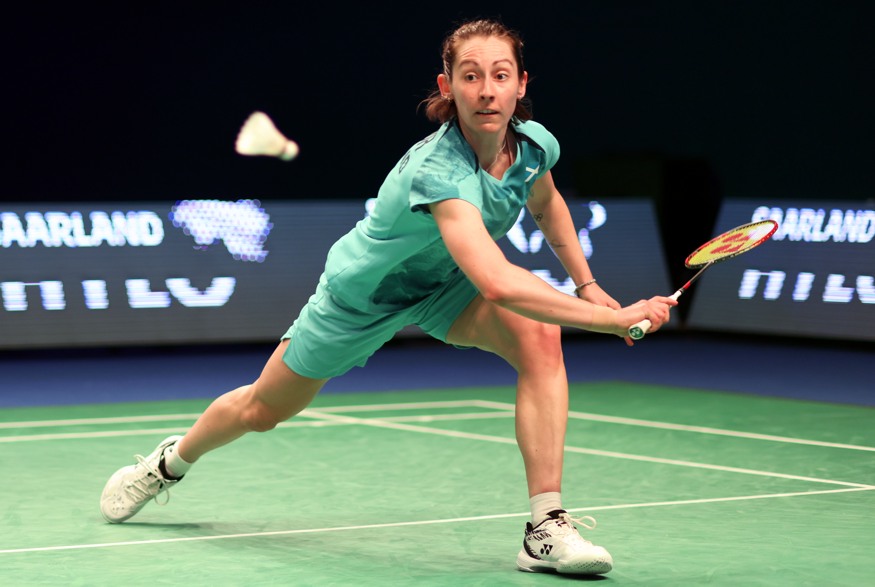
[
  {"xmin": 162, "ymin": 442, "xmax": 193, "ymax": 478},
  {"xmin": 530, "ymin": 492, "xmax": 562, "ymax": 525}
]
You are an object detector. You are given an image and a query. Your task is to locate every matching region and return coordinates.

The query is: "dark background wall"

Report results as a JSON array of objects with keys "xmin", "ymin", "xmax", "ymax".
[{"xmin": 4, "ymin": 2, "xmax": 873, "ymax": 208}]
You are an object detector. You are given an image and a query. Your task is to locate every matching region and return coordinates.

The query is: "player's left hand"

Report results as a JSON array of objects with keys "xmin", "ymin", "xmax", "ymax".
[{"xmin": 576, "ymin": 282, "xmax": 621, "ymax": 310}]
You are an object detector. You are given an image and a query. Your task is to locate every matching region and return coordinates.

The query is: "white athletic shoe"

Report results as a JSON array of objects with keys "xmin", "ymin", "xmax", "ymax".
[
  {"xmin": 516, "ymin": 509, "xmax": 613, "ymax": 575},
  {"xmin": 100, "ymin": 435, "xmax": 184, "ymax": 523}
]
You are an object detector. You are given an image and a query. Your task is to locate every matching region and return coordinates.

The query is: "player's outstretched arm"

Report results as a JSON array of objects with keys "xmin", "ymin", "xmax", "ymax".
[{"xmin": 431, "ymin": 199, "xmax": 677, "ymax": 339}]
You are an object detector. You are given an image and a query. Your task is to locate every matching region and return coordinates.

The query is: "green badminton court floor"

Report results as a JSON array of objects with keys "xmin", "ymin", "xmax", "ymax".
[{"xmin": 2, "ymin": 382, "xmax": 874, "ymax": 586}]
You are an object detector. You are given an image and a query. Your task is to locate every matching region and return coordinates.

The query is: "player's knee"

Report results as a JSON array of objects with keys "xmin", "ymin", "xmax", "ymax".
[
  {"xmin": 518, "ymin": 322, "xmax": 563, "ymax": 368},
  {"xmin": 239, "ymin": 398, "xmax": 284, "ymax": 433}
]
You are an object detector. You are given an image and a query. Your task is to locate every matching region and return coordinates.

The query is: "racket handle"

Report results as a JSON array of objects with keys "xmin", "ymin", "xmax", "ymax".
[
  {"xmin": 627, "ymin": 319, "xmax": 653, "ymax": 340},
  {"xmin": 627, "ymin": 290, "xmax": 683, "ymax": 340}
]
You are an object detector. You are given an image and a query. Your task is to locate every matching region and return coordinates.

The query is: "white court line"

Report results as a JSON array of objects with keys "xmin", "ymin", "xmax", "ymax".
[
  {"xmin": 0, "ymin": 414, "xmax": 203, "ymax": 429},
  {"xmin": 305, "ymin": 411, "xmax": 875, "ymax": 489},
  {"xmin": 471, "ymin": 399, "xmax": 875, "ymax": 453},
  {"xmin": 5, "ymin": 396, "xmax": 874, "ymax": 452},
  {"xmin": 0, "ymin": 427, "xmax": 192, "ymax": 443},
  {"xmin": 0, "ymin": 412, "xmax": 509, "ymax": 443},
  {"xmin": 0, "ymin": 401, "xmax": 488, "ymax": 429},
  {"xmin": 6, "ymin": 404, "xmax": 870, "ymax": 486},
  {"xmin": 3, "ymin": 397, "xmax": 874, "ymax": 454},
  {"xmin": 1, "ymin": 486, "xmax": 871, "ymax": 555},
  {"xmin": 303, "ymin": 400, "xmax": 492, "ymax": 413},
  {"xmin": 0, "ymin": 420, "xmax": 355, "ymax": 443}
]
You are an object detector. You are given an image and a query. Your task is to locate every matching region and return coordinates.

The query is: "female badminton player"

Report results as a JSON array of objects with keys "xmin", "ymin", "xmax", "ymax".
[{"xmin": 99, "ymin": 18, "xmax": 676, "ymax": 576}]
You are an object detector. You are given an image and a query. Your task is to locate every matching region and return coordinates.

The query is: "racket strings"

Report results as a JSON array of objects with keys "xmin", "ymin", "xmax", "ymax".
[{"xmin": 685, "ymin": 220, "xmax": 777, "ymax": 268}]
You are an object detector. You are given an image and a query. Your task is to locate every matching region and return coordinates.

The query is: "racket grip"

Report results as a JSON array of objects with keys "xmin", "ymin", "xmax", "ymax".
[
  {"xmin": 627, "ymin": 290, "xmax": 683, "ymax": 340},
  {"xmin": 628, "ymin": 319, "xmax": 652, "ymax": 340}
]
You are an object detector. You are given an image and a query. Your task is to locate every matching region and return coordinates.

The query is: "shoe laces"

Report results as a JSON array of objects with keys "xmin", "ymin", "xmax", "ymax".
[
  {"xmin": 558, "ymin": 511, "xmax": 597, "ymax": 531},
  {"xmin": 127, "ymin": 453, "xmax": 172, "ymax": 506},
  {"xmin": 553, "ymin": 512, "xmax": 597, "ymax": 546}
]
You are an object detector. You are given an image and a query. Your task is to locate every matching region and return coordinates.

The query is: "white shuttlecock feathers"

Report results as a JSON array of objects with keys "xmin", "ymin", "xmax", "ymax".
[{"xmin": 234, "ymin": 111, "xmax": 299, "ymax": 161}]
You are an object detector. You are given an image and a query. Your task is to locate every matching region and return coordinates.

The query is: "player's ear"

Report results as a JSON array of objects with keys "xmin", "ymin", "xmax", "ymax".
[
  {"xmin": 517, "ymin": 71, "xmax": 528, "ymax": 100},
  {"xmin": 437, "ymin": 73, "xmax": 452, "ymax": 99}
]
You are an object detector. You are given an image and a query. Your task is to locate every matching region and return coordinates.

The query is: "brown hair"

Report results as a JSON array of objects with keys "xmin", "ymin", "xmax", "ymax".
[{"xmin": 421, "ymin": 19, "xmax": 533, "ymax": 124}]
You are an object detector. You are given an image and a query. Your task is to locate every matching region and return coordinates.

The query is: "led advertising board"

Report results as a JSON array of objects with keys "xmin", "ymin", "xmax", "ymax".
[
  {"xmin": 686, "ymin": 199, "xmax": 875, "ymax": 341},
  {"xmin": 0, "ymin": 198, "xmax": 672, "ymax": 349}
]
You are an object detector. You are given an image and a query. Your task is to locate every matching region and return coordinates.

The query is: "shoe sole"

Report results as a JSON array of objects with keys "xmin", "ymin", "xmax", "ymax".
[{"xmin": 516, "ymin": 551, "xmax": 613, "ymax": 575}]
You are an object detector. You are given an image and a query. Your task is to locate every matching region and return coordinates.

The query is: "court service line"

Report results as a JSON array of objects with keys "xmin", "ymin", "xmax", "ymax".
[
  {"xmin": 471, "ymin": 400, "xmax": 875, "ymax": 453},
  {"xmin": 1, "ymin": 486, "xmax": 871, "ymax": 556},
  {"xmin": 0, "ymin": 400, "xmax": 508, "ymax": 442},
  {"xmin": 305, "ymin": 411, "xmax": 875, "ymax": 489},
  {"xmin": 0, "ymin": 401, "xmax": 486, "ymax": 429},
  {"xmin": 4, "ymin": 410, "xmax": 868, "ymax": 488},
  {"xmin": 3, "ymin": 396, "xmax": 873, "ymax": 456},
  {"xmin": 0, "ymin": 420, "xmax": 357, "ymax": 443},
  {"xmin": 0, "ymin": 416, "xmax": 501, "ymax": 443},
  {"xmin": 0, "ymin": 414, "xmax": 204, "ymax": 429}
]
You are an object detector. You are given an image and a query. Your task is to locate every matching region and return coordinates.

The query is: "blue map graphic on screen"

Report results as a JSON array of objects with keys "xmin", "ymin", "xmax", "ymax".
[{"xmin": 169, "ymin": 199, "xmax": 273, "ymax": 262}]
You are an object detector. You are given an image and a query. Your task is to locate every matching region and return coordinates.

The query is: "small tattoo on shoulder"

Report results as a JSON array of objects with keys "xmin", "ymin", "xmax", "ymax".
[{"xmin": 533, "ymin": 213, "xmax": 543, "ymax": 222}]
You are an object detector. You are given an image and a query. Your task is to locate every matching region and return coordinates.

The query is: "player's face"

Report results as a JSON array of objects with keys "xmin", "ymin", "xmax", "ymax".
[{"xmin": 443, "ymin": 35, "xmax": 527, "ymax": 140}]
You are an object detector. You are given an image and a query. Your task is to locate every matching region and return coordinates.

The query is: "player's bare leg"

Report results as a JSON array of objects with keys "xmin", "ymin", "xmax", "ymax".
[
  {"xmin": 447, "ymin": 295, "xmax": 613, "ymax": 575},
  {"xmin": 100, "ymin": 340, "xmax": 326, "ymax": 522},
  {"xmin": 176, "ymin": 341, "xmax": 326, "ymax": 462},
  {"xmin": 446, "ymin": 296, "xmax": 566, "ymax": 496}
]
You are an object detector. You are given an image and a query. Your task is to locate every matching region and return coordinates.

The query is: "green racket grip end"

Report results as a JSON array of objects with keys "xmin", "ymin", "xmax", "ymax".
[
  {"xmin": 628, "ymin": 320, "xmax": 652, "ymax": 340},
  {"xmin": 629, "ymin": 289, "xmax": 684, "ymax": 340}
]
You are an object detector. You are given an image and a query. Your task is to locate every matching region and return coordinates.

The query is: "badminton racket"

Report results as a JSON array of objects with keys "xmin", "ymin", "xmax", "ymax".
[{"xmin": 628, "ymin": 219, "xmax": 779, "ymax": 340}]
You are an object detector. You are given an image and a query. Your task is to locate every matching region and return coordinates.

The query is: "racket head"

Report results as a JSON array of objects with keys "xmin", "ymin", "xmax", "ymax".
[{"xmin": 685, "ymin": 220, "xmax": 778, "ymax": 269}]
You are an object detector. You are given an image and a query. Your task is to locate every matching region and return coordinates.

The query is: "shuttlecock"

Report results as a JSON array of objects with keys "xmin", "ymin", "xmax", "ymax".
[{"xmin": 234, "ymin": 111, "xmax": 299, "ymax": 161}]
